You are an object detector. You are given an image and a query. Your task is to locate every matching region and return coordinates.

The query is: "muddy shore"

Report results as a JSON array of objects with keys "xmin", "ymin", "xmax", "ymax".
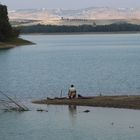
[{"xmin": 32, "ymin": 95, "xmax": 140, "ymax": 110}]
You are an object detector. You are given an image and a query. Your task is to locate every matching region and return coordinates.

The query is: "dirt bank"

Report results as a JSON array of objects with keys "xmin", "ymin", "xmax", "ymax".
[{"xmin": 32, "ymin": 95, "xmax": 140, "ymax": 110}]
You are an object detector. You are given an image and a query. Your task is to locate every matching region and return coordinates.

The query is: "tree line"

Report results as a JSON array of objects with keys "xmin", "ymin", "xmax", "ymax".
[
  {"xmin": 18, "ymin": 23, "xmax": 140, "ymax": 33},
  {"xmin": 0, "ymin": 4, "xmax": 19, "ymax": 42}
]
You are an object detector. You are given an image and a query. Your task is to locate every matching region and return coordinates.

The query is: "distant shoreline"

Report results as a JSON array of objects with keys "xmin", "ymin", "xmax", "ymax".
[
  {"xmin": 32, "ymin": 95, "xmax": 140, "ymax": 110},
  {"xmin": 22, "ymin": 31, "xmax": 140, "ymax": 35},
  {"xmin": 19, "ymin": 23, "xmax": 140, "ymax": 35}
]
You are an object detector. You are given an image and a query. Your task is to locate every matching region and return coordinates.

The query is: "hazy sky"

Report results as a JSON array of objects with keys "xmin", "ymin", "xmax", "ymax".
[{"xmin": 0, "ymin": 0, "xmax": 140, "ymax": 9}]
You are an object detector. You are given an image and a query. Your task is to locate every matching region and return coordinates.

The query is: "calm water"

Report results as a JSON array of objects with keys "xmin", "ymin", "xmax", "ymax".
[
  {"xmin": 0, "ymin": 106, "xmax": 140, "ymax": 140},
  {"xmin": 0, "ymin": 34, "xmax": 140, "ymax": 140},
  {"xmin": 0, "ymin": 34, "xmax": 140, "ymax": 99}
]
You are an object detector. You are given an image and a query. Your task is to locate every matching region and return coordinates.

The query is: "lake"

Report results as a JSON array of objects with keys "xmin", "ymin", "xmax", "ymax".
[
  {"xmin": 1, "ymin": 106, "xmax": 140, "ymax": 140},
  {"xmin": 0, "ymin": 34, "xmax": 140, "ymax": 99},
  {"xmin": 0, "ymin": 34, "xmax": 140, "ymax": 140}
]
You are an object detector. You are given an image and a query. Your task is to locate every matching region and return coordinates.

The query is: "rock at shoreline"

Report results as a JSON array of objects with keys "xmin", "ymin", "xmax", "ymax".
[{"xmin": 83, "ymin": 110, "xmax": 90, "ymax": 113}]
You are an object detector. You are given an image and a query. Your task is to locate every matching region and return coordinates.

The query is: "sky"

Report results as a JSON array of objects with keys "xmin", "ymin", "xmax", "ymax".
[{"xmin": 0, "ymin": 0, "xmax": 140, "ymax": 10}]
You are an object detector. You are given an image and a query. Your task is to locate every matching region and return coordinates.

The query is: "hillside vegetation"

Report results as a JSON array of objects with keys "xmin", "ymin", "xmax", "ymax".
[
  {"xmin": 0, "ymin": 4, "xmax": 33, "ymax": 49},
  {"xmin": 0, "ymin": 4, "xmax": 19, "ymax": 41},
  {"xmin": 18, "ymin": 23, "xmax": 140, "ymax": 33}
]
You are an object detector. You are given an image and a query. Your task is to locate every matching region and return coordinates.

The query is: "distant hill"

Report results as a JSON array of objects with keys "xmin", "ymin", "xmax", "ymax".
[{"xmin": 9, "ymin": 7, "xmax": 140, "ymax": 26}]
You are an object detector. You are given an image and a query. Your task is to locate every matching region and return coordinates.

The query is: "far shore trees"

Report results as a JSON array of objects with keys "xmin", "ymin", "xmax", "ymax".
[{"xmin": 18, "ymin": 23, "xmax": 140, "ymax": 33}]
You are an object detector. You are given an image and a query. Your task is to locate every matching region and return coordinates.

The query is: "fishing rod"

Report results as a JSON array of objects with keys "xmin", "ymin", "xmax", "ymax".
[{"xmin": 0, "ymin": 90, "xmax": 28, "ymax": 111}]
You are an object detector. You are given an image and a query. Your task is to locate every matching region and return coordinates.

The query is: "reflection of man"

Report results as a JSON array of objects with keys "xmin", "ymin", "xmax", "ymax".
[
  {"xmin": 68, "ymin": 105, "xmax": 77, "ymax": 126},
  {"xmin": 68, "ymin": 85, "xmax": 77, "ymax": 99},
  {"xmin": 69, "ymin": 105, "xmax": 77, "ymax": 114}
]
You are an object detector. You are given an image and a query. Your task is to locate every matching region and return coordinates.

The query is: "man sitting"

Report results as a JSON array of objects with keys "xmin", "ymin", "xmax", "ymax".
[{"xmin": 68, "ymin": 85, "xmax": 77, "ymax": 99}]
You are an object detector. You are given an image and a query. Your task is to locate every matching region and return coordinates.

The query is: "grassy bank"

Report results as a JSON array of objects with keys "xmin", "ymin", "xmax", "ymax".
[
  {"xmin": 0, "ymin": 37, "xmax": 34, "ymax": 49},
  {"xmin": 32, "ymin": 95, "xmax": 140, "ymax": 110}
]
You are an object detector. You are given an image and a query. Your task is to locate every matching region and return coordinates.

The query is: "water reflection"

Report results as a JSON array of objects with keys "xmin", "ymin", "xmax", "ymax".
[{"xmin": 68, "ymin": 105, "xmax": 77, "ymax": 126}]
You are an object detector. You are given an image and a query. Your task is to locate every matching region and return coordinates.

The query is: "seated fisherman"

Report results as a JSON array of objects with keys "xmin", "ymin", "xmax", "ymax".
[{"xmin": 68, "ymin": 85, "xmax": 77, "ymax": 99}]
